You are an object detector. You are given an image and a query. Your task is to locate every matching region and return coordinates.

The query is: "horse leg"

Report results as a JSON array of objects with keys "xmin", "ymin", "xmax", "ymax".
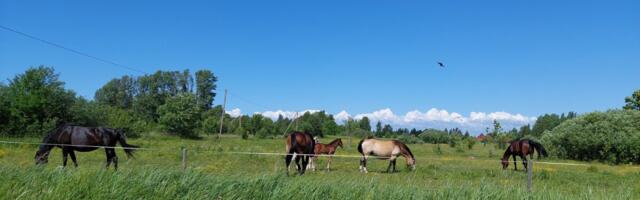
[
  {"xmin": 285, "ymin": 153, "xmax": 293, "ymax": 176},
  {"xmin": 69, "ymin": 150, "xmax": 78, "ymax": 167},
  {"xmin": 386, "ymin": 160, "xmax": 393, "ymax": 173},
  {"xmin": 105, "ymin": 148, "xmax": 112, "ymax": 169},
  {"xmin": 392, "ymin": 159, "xmax": 397, "ymax": 172},
  {"xmin": 326, "ymin": 155, "xmax": 333, "ymax": 171},
  {"xmin": 512, "ymin": 154, "xmax": 518, "ymax": 171},
  {"xmin": 62, "ymin": 148, "xmax": 69, "ymax": 167},
  {"xmin": 295, "ymin": 156, "xmax": 302, "ymax": 174},
  {"xmin": 521, "ymin": 155, "xmax": 528, "ymax": 171},
  {"xmin": 111, "ymin": 149, "xmax": 118, "ymax": 171},
  {"xmin": 301, "ymin": 156, "xmax": 309, "ymax": 175},
  {"xmin": 360, "ymin": 156, "xmax": 368, "ymax": 173}
]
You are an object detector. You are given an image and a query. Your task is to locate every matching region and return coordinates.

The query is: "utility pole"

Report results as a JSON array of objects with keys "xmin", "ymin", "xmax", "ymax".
[
  {"xmin": 218, "ymin": 89, "xmax": 227, "ymax": 137},
  {"xmin": 294, "ymin": 112, "xmax": 299, "ymax": 131}
]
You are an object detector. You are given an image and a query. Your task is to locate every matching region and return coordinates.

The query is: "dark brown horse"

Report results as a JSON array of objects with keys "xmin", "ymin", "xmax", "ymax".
[
  {"xmin": 34, "ymin": 124, "xmax": 138, "ymax": 170},
  {"xmin": 284, "ymin": 131, "xmax": 315, "ymax": 175},
  {"xmin": 501, "ymin": 139, "xmax": 548, "ymax": 171},
  {"xmin": 308, "ymin": 138, "xmax": 343, "ymax": 171}
]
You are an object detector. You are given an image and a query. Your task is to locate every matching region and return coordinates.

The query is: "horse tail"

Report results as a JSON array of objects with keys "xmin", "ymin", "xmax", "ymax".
[
  {"xmin": 291, "ymin": 133, "xmax": 297, "ymax": 151},
  {"xmin": 357, "ymin": 139, "xmax": 365, "ymax": 155},
  {"xmin": 307, "ymin": 133, "xmax": 315, "ymax": 156},
  {"xmin": 529, "ymin": 140, "xmax": 548, "ymax": 159},
  {"xmin": 117, "ymin": 132, "xmax": 139, "ymax": 158}
]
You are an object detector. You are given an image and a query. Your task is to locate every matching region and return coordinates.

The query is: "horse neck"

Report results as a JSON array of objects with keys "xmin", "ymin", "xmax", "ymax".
[
  {"xmin": 38, "ymin": 134, "xmax": 57, "ymax": 153},
  {"xmin": 398, "ymin": 145, "xmax": 414, "ymax": 161},
  {"xmin": 328, "ymin": 139, "xmax": 341, "ymax": 147},
  {"xmin": 502, "ymin": 148, "xmax": 512, "ymax": 160}
]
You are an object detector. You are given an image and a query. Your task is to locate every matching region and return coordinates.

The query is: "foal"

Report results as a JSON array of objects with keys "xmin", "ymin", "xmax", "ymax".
[{"xmin": 308, "ymin": 138, "xmax": 343, "ymax": 171}]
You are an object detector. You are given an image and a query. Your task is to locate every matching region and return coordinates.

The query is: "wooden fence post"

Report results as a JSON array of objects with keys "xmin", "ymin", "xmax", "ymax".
[
  {"xmin": 527, "ymin": 159, "xmax": 533, "ymax": 192},
  {"xmin": 182, "ymin": 148, "xmax": 187, "ymax": 170}
]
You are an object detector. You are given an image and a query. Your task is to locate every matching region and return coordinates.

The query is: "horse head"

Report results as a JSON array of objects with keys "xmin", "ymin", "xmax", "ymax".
[
  {"xmin": 501, "ymin": 157, "xmax": 509, "ymax": 169},
  {"xmin": 34, "ymin": 150, "xmax": 50, "ymax": 165},
  {"xmin": 336, "ymin": 139, "xmax": 343, "ymax": 149},
  {"xmin": 406, "ymin": 156, "xmax": 416, "ymax": 171}
]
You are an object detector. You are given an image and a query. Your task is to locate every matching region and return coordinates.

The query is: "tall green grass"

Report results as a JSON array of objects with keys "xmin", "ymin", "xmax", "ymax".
[{"xmin": 0, "ymin": 135, "xmax": 639, "ymax": 199}]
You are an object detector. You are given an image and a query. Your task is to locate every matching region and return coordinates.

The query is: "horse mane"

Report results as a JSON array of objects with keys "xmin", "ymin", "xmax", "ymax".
[
  {"xmin": 502, "ymin": 144, "xmax": 512, "ymax": 160},
  {"xmin": 393, "ymin": 140, "xmax": 414, "ymax": 159},
  {"xmin": 328, "ymin": 138, "xmax": 342, "ymax": 145},
  {"xmin": 38, "ymin": 124, "xmax": 69, "ymax": 152}
]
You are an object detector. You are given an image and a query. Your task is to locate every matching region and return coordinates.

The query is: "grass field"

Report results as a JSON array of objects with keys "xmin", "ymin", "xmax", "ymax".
[{"xmin": 1, "ymin": 134, "xmax": 639, "ymax": 199}]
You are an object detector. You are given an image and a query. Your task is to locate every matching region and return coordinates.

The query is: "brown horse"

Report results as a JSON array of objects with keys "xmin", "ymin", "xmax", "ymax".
[
  {"xmin": 501, "ymin": 139, "xmax": 548, "ymax": 171},
  {"xmin": 284, "ymin": 131, "xmax": 315, "ymax": 175},
  {"xmin": 308, "ymin": 138, "xmax": 343, "ymax": 171},
  {"xmin": 358, "ymin": 137, "xmax": 416, "ymax": 173},
  {"xmin": 34, "ymin": 124, "xmax": 138, "ymax": 170}
]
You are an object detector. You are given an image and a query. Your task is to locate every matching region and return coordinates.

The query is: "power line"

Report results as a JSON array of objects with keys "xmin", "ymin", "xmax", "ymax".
[{"xmin": 0, "ymin": 24, "xmax": 147, "ymax": 74}]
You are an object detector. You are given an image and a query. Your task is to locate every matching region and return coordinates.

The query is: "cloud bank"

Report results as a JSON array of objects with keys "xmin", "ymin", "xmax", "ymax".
[{"xmin": 228, "ymin": 108, "xmax": 536, "ymax": 134}]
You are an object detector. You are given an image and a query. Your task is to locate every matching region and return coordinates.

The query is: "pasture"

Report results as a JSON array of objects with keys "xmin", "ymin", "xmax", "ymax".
[{"xmin": 1, "ymin": 134, "xmax": 639, "ymax": 199}]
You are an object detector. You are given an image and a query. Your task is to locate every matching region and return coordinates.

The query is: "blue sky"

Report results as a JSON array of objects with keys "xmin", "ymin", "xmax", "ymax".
[{"xmin": 1, "ymin": 1, "xmax": 639, "ymax": 133}]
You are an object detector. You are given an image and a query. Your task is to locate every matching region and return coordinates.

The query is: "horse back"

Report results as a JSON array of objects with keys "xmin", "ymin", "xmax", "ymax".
[{"xmin": 68, "ymin": 126, "xmax": 113, "ymax": 151}]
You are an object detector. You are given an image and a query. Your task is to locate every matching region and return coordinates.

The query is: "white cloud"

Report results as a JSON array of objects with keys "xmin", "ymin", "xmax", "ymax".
[
  {"xmin": 257, "ymin": 109, "xmax": 320, "ymax": 119},
  {"xmin": 334, "ymin": 110, "xmax": 351, "ymax": 122},
  {"xmin": 225, "ymin": 108, "xmax": 242, "ymax": 117},
  {"xmin": 354, "ymin": 108, "xmax": 401, "ymax": 124}
]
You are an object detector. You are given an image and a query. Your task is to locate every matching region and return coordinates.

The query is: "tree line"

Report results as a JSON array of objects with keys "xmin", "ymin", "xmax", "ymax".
[{"xmin": 3, "ymin": 66, "xmax": 640, "ymax": 165}]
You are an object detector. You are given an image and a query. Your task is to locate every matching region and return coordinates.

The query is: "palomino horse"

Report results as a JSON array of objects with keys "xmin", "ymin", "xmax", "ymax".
[
  {"xmin": 358, "ymin": 137, "xmax": 416, "ymax": 173},
  {"xmin": 308, "ymin": 138, "xmax": 343, "ymax": 171},
  {"xmin": 34, "ymin": 124, "xmax": 138, "ymax": 170},
  {"xmin": 284, "ymin": 132, "xmax": 315, "ymax": 175},
  {"xmin": 501, "ymin": 139, "xmax": 548, "ymax": 171}
]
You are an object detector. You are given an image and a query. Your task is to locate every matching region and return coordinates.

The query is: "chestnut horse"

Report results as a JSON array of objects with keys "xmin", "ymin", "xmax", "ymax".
[
  {"xmin": 308, "ymin": 138, "xmax": 343, "ymax": 171},
  {"xmin": 34, "ymin": 124, "xmax": 138, "ymax": 170},
  {"xmin": 284, "ymin": 132, "xmax": 315, "ymax": 175},
  {"xmin": 501, "ymin": 139, "xmax": 548, "ymax": 171},
  {"xmin": 358, "ymin": 137, "xmax": 416, "ymax": 173}
]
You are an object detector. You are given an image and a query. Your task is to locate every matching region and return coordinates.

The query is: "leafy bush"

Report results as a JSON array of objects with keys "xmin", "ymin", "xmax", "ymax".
[
  {"xmin": 465, "ymin": 138, "xmax": 477, "ymax": 150},
  {"xmin": 256, "ymin": 128, "xmax": 269, "ymax": 139},
  {"xmin": 396, "ymin": 134, "xmax": 423, "ymax": 144},
  {"xmin": 419, "ymin": 129, "xmax": 449, "ymax": 144},
  {"xmin": 157, "ymin": 93, "xmax": 201, "ymax": 138},
  {"xmin": 542, "ymin": 110, "xmax": 640, "ymax": 164}
]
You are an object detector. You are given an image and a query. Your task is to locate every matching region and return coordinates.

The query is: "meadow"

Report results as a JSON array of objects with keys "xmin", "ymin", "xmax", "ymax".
[{"xmin": 1, "ymin": 134, "xmax": 639, "ymax": 199}]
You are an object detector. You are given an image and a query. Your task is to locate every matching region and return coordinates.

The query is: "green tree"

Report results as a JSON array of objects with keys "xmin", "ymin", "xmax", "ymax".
[
  {"xmin": 490, "ymin": 120, "xmax": 502, "ymax": 137},
  {"xmin": 94, "ymin": 75, "xmax": 135, "ymax": 109},
  {"xmin": 359, "ymin": 117, "xmax": 371, "ymax": 132},
  {"xmin": 375, "ymin": 121, "xmax": 382, "ymax": 135},
  {"xmin": 195, "ymin": 70, "xmax": 217, "ymax": 111},
  {"xmin": 3, "ymin": 66, "xmax": 77, "ymax": 136},
  {"xmin": 321, "ymin": 118, "xmax": 339, "ymax": 136},
  {"xmin": 623, "ymin": 89, "xmax": 640, "ymax": 110},
  {"xmin": 157, "ymin": 93, "xmax": 201, "ymax": 138}
]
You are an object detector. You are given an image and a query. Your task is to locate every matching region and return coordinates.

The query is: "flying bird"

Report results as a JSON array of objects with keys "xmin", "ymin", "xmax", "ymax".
[{"xmin": 437, "ymin": 62, "xmax": 445, "ymax": 68}]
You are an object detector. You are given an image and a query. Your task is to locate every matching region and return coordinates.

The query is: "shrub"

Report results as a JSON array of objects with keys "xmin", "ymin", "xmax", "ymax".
[
  {"xmin": 542, "ymin": 110, "xmax": 640, "ymax": 164},
  {"xmin": 466, "ymin": 138, "xmax": 477, "ymax": 150},
  {"xmin": 157, "ymin": 94, "xmax": 201, "ymax": 138},
  {"xmin": 396, "ymin": 134, "xmax": 424, "ymax": 144}
]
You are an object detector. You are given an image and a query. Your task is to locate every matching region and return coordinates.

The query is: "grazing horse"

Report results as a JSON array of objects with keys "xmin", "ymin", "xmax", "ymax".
[
  {"xmin": 284, "ymin": 132, "xmax": 315, "ymax": 175},
  {"xmin": 34, "ymin": 124, "xmax": 138, "ymax": 170},
  {"xmin": 357, "ymin": 137, "xmax": 416, "ymax": 173},
  {"xmin": 501, "ymin": 139, "xmax": 548, "ymax": 171},
  {"xmin": 308, "ymin": 138, "xmax": 343, "ymax": 171}
]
